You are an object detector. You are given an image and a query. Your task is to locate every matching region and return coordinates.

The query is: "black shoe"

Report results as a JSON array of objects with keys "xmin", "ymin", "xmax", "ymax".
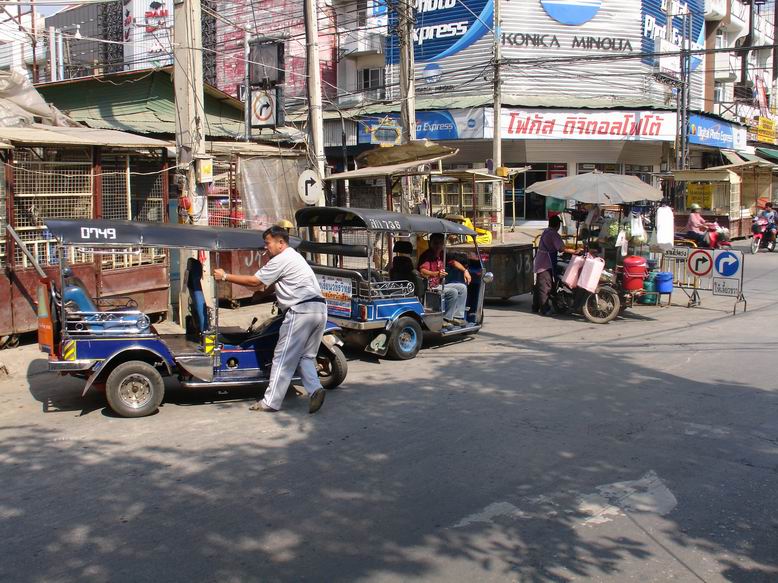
[
  {"xmin": 249, "ymin": 400, "xmax": 278, "ymax": 412},
  {"xmin": 309, "ymin": 388, "xmax": 326, "ymax": 414}
]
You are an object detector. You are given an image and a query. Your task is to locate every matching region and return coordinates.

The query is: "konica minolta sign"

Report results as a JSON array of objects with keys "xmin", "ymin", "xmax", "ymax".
[{"xmin": 386, "ymin": 0, "xmax": 493, "ymax": 64}]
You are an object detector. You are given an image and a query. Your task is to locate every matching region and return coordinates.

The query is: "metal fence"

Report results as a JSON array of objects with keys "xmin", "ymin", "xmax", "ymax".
[
  {"xmin": 13, "ymin": 148, "xmax": 94, "ymax": 268},
  {"xmin": 100, "ymin": 155, "xmax": 166, "ymax": 270},
  {"xmin": 207, "ymin": 159, "xmax": 245, "ymax": 229}
]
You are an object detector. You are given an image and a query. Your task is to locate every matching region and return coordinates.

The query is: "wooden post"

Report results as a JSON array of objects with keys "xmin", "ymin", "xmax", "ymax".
[
  {"xmin": 92, "ymin": 146, "xmax": 103, "ymax": 298},
  {"xmin": 161, "ymin": 148, "xmax": 169, "ymax": 223},
  {"xmin": 5, "ymin": 150, "xmax": 15, "ymax": 271}
]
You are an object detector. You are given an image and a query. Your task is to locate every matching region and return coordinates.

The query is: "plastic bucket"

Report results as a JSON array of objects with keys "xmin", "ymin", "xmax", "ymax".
[{"xmin": 655, "ymin": 272, "xmax": 673, "ymax": 293}]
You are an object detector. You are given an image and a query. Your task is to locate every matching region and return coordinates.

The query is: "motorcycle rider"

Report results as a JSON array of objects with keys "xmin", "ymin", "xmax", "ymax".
[
  {"xmin": 685, "ymin": 203, "xmax": 712, "ymax": 246},
  {"xmin": 759, "ymin": 202, "xmax": 777, "ymax": 240}
]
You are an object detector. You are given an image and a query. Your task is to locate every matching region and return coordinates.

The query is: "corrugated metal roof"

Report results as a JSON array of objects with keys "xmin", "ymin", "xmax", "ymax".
[
  {"xmin": 36, "ymin": 70, "xmax": 244, "ymax": 139},
  {"xmin": 0, "ymin": 124, "xmax": 170, "ymax": 147},
  {"xmin": 324, "ymin": 155, "xmax": 455, "ymax": 180},
  {"xmin": 206, "ymin": 141, "xmax": 303, "ymax": 157},
  {"xmin": 290, "ymin": 95, "xmax": 677, "ymax": 122}
]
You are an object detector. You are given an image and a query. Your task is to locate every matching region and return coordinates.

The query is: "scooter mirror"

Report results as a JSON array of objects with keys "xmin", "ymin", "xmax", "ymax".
[{"xmin": 483, "ymin": 271, "xmax": 494, "ymax": 284}]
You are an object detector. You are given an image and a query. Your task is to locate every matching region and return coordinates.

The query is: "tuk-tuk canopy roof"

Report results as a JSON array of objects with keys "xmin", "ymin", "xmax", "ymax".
[
  {"xmin": 46, "ymin": 219, "xmax": 300, "ymax": 250},
  {"xmin": 295, "ymin": 207, "xmax": 476, "ymax": 235}
]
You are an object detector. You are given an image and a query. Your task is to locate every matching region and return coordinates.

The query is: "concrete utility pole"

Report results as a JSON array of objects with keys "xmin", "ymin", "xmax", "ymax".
[
  {"xmin": 173, "ymin": 0, "xmax": 211, "ymax": 317},
  {"xmin": 492, "ymin": 0, "xmax": 501, "ymax": 171},
  {"xmin": 304, "ymin": 0, "xmax": 326, "ymax": 190},
  {"xmin": 398, "ymin": 0, "xmax": 416, "ymax": 142},
  {"xmin": 493, "ymin": 0, "xmax": 503, "ymax": 242}
]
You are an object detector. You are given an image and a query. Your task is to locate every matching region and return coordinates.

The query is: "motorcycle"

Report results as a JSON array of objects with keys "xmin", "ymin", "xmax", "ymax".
[
  {"xmin": 675, "ymin": 221, "xmax": 732, "ymax": 249},
  {"xmin": 550, "ymin": 257, "xmax": 621, "ymax": 324},
  {"xmin": 751, "ymin": 216, "xmax": 776, "ymax": 254}
]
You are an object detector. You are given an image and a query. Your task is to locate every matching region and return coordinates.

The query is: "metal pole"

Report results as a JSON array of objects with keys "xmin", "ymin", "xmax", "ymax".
[
  {"xmin": 337, "ymin": 108, "xmax": 350, "ymax": 207},
  {"xmin": 244, "ymin": 34, "xmax": 251, "ymax": 141},
  {"xmin": 48, "ymin": 26, "xmax": 56, "ymax": 81},
  {"xmin": 30, "ymin": 0, "xmax": 38, "ymax": 82},
  {"xmin": 56, "ymin": 29, "xmax": 64, "ymax": 80},
  {"xmin": 304, "ymin": 0, "xmax": 326, "ymax": 187}
]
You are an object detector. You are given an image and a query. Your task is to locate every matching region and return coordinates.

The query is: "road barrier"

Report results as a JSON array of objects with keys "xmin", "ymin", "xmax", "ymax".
[{"xmin": 660, "ymin": 247, "xmax": 746, "ymax": 314}]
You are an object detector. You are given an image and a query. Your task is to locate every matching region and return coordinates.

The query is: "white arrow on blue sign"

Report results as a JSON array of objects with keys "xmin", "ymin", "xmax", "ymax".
[{"xmin": 714, "ymin": 250, "xmax": 741, "ymax": 278}]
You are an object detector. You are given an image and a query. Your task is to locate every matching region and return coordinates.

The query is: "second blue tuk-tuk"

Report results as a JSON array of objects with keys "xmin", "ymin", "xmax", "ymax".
[{"xmin": 295, "ymin": 207, "xmax": 493, "ymax": 359}]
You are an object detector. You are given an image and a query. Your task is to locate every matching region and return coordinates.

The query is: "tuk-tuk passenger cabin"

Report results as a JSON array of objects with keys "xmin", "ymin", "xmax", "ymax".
[{"xmin": 295, "ymin": 207, "xmax": 493, "ymax": 360}]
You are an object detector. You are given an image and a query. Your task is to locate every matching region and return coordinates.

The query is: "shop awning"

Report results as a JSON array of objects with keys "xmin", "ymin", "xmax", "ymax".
[
  {"xmin": 324, "ymin": 155, "xmax": 455, "ymax": 181},
  {"xmin": 434, "ymin": 169, "xmax": 512, "ymax": 183},
  {"xmin": 0, "ymin": 124, "xmax": 171, "ymax": 148},
  {"xmin": 671, "ymin": 168, "xmax": 741, "ymax": 183},
  {"xmin": 756, "ymin": 146, "xmax": 778, "ymax": 163},
  {"xmin": 740, "ymin": 151, "xmax": 778, "ymax": 170}
]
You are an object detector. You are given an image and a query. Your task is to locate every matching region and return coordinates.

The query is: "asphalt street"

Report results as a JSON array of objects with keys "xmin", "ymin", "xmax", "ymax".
[{"xmin": 0, "ymin": 244, "xmax": 776, "ymax": 582}]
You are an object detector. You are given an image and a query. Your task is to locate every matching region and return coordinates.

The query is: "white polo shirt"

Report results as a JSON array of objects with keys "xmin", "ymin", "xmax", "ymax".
[{"xmin": 255, "ymin": 247, "xmax": 326, "ymax": 314}]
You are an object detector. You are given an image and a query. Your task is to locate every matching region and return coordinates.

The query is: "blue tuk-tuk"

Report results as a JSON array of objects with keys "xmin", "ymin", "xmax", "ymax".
[
  {"xmin": 37, "ymin": 219, "xmax": 347, "ymax": 418},
  {"xmin": 295, "ymin": 207, "xmax": 493, "ymax": 360}
]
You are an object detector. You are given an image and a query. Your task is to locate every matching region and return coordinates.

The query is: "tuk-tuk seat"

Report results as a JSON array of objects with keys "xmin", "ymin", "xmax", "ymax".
[
  {"xmin": 390, "ymin": 241, "xmax": 425, "ymax": 300},
  {"xmin": 62, "ymin": 284, "xmax": 148, "ymax": 332}
]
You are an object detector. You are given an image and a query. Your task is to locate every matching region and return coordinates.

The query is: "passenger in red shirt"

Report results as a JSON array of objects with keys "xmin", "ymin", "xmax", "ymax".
[{"xmin": 419, "ymin": 233, "xmax": 470, "ymax": 327}]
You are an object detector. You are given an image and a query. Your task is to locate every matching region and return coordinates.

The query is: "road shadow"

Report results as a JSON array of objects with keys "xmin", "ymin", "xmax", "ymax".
[{"xmin": 4, "ymin": 328, "xmax": 777, "ymax": 582}]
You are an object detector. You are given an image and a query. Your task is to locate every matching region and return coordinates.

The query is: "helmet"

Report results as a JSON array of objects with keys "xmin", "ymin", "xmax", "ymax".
[
  {"xmin": 276, "ymin": 219, "xmax": 294, "ymax": 230},
  {"xmin": 689, "ymin": 203, "xmax": 701, "ymax": 211}
]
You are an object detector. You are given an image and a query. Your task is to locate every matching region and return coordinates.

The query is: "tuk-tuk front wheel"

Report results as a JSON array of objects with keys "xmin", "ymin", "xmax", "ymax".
[
  {"xmin": 105, "ymin": 361, "xmax": 165, "ymax": 418},
  {"xmin": 387, "ymin": 317, "xmax": 423, "ymax": 360},
  {"xmin": 317, "ymin": 345, "xmax": 348, "ymax": 390}
]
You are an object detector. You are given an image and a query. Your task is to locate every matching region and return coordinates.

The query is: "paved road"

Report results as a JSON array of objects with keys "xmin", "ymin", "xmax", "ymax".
[{"xmin": 1, "ymin": 246, "xmax": 776, "ymax": 582}]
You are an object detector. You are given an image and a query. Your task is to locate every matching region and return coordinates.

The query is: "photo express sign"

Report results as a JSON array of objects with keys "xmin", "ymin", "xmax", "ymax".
[
  {"xmin": 386, "ymin": 0, "xmax": 493, "ymax": 65},
  {"xmin": 358, "ymin": 109, "xmax": 484, "ymax": 144},
  {"xmin": 688, "ymin": 114, "xmax": 747, "ymax": 150}
]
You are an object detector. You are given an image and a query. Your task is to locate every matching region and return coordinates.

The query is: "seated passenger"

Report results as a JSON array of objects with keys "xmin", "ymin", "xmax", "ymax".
[{"xmin": 418, "ymin": 233, "xmax": 471, "ymax": 328}]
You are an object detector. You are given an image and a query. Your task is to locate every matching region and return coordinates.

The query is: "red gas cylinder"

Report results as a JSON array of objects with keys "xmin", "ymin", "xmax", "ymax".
[{"xmin": 622, "ymin": 255, "xmax": 647, "ymax": 291}]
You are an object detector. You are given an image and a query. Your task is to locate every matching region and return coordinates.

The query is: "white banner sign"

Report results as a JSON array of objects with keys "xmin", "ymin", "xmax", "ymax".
[{"xmin": 487, "ymin": 108, "xmax": 677, "ymax": 142}]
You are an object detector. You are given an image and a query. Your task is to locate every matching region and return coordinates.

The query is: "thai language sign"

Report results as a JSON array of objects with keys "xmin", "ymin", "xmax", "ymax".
[
  {"xmin": 317, "ymin": 275, "xmax": 352, "ymax": 318},
  {"xmin": 487, "ymin": 108, "xmax": 677, "ymax": 141}
]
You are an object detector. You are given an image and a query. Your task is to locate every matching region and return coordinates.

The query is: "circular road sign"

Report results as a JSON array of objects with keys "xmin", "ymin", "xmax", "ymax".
[
  {"xmin": 297, "ymin": 169, "xmax": 322, "ymax": 205},
  {"xmin": 687, "ymin": 249, "xmax": 713, "ymax": 277},
  {"xmin": 714, "ymin": 251, "xmax": 740, "ymax": 277},
  {"xmin": 253, "ymin": 91, "xmax": 274, "ymax": 123}
]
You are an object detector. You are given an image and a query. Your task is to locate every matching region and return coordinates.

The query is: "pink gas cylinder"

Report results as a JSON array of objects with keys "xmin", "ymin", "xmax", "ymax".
[
  {"xmin": 578, "ymin": 255, "xmax": 605, "ymax": 293},
  {"xmin": 561, "ymin": 255, "xmax": 585, "ymax": 288}
]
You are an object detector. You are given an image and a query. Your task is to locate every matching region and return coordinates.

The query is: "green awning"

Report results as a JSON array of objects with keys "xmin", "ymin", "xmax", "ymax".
[
  {"xmin": 37, "ymin": 69, "xmax": 244, "ymax": 139},
  {"xmin": 756, "ymin": 147, "xmax": 778, "ymax": 163}
]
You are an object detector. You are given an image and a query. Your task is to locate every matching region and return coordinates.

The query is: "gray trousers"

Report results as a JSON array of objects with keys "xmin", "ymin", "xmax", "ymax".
[
  {"xmin": 442, "ymin": 282, "xmax": 468, "ymax": 320},
  {"xmin": 262, "ymin": 309, "xmax": 326, "ymax": 410}
]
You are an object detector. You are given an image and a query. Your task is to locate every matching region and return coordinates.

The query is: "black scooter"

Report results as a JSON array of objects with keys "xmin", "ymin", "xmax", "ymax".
[{"xmin": 549, "ymin": 258, "xmax": 621, "ymax": 324}]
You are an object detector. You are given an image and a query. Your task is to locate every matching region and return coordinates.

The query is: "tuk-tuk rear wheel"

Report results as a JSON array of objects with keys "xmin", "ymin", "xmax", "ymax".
[
  {"xmin": 105, "ymin": 361, "xmax": 165, "ymax": 418},
  {"xmin": 387, "ymin": 317, "xmax": 423, "ymax": 360},
  {"xmin": 317, "ymin": 345, "xmax": 348, "ymax": 390}
]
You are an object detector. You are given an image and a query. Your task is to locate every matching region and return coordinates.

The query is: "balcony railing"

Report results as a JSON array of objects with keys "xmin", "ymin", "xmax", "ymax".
[{"xmin": 339, "ymin": 29, "xmax": 384, "ymax": 56}]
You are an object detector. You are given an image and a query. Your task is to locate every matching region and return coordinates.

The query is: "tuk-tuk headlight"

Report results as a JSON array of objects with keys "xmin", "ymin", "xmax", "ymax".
[{"xmin": 483, "ymin": 271, "xmax": 494, "ymax": 284}]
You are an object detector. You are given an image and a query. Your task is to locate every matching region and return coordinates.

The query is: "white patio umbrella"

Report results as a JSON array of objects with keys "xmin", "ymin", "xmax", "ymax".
[{"xmin": 525, "ymin": 171, "xmax": 663, "ymax": 204}]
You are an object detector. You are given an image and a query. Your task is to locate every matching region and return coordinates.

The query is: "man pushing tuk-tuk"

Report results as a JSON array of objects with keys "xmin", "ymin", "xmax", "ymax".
[{"xmin": 213, "ymin": 225, "xmax": 327, "ymax": 414}]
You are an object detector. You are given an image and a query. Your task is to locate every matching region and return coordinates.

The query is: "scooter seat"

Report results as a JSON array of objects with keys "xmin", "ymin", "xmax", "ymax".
[{"xmin": 218, "ymin": 327, "xmax": 252, "ymax": 346}]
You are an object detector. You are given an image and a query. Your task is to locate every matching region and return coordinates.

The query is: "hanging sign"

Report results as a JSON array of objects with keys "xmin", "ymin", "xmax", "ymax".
[{"xmin": 251, "ymin": 89, "xmax": 277, "ymax": 128}]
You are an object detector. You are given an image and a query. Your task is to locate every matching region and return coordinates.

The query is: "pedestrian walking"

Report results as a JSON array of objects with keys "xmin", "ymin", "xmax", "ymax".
[{"xmin": 213, "ymin": 225, "xmax": 327, "ymax": 414}]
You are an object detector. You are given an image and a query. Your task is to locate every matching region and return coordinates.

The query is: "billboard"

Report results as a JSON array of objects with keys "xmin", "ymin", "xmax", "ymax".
[
  {"xmin": 688, "ymin": 114, "xmax": 747, "ymax": 150},
  {"xmin": 641, "ymin": 0, "xmax": 705, "ymax": 75},
  {"xmin": 358, "ymin": 109, "xmax": 485, "ymax": 144},
  {"xmin": 488, "ymin": 108, "xmax": 677, "ymax": 141}
]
